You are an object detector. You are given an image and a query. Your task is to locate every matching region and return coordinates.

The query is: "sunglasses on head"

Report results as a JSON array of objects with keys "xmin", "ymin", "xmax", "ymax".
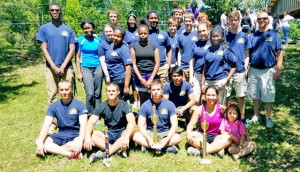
[{"xmin": 257, "ymin": 17, "xmax": 268, "ymax": 21}]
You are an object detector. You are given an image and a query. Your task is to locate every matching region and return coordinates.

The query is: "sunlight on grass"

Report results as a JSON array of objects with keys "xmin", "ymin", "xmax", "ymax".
[{"xmin": 0, "ymin": 46, "xmax": 299, "ymax": 171}]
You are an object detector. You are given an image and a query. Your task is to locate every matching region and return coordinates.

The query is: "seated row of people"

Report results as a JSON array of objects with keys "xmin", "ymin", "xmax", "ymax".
[{"xmin": 36, "ymin": 80, "xmax": 256, "ymax": 162}]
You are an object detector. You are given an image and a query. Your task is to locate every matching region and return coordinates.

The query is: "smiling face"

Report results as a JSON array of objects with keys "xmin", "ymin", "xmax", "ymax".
[
  {"xmin": 211, "ymin": 31, "xmax": 223, "ymax": 46},
  {"xmin": 184, "ymin": 17, "xmax": 194, "ymax": 31},
  {"xmin": 171, "ymin": 72, "xmax": 183, "ymax": 86},
  {"xmin": 173, "ymin": 12, "xmax": 183, "ymax": 23},
  {"xmin": 148, "ymin": 13, "xmax": 158, "ymax": 28},
  {"xmin": 257, "ymin": 11, "xmax": 269, "ymax": 30},
  {"xmin": 113, "ymin": 29, "xmax": 123, "ymax": 45},
  {"xmin": 82, "ymin": 23, "xmax": 94, "ymax": 37},
  {"xmin": 109, "ymin": 12, "xmax": 118, "ymax": 25},
  {"xmin": 205, "ymin": 87, "xmax": 218, "ymax": 105},
  {"xmin": 106, "ymin": 84, "xmax": 119, "ymax": 100},
  {"xmin": 197, "ymin": 24, "xmax": 209, "ymax": 41},
  {"xmin": 168, "ymin": 24, "xmax": 177, "ymax": 34},
  {"xmin": 104, "ymin": 25, "xmax": 114, "ymax": 40},
  {"xmin": 49, "ymin": 5, "xmax": 61, "ymax": 20},
  {"xmin": 128, "ymin": 16, "xmax": 136, "ymax": 28}
]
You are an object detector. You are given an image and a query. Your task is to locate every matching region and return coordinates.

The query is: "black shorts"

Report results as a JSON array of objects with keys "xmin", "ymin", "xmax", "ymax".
[{"xmin": 206, "ymin": 133, "xmax": 219, "ymax": 144}]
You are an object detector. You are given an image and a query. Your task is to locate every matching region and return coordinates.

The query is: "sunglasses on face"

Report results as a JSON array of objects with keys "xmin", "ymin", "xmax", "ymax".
[
  {"xmin": 257, "ymin": 17, "xmax": 268, "ymax": 21},
  {"xmin": 50, "ymin": 9, "xmax": 60, "ymax": 12}
]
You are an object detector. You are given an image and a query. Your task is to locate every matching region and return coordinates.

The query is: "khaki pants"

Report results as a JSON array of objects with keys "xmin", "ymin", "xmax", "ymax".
[{"xmin": 46, "ymin": 68, "xmax": 73, "ymax": 104}]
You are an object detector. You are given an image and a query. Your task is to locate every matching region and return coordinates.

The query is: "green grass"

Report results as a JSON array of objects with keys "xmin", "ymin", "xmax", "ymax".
[{"xmin": 0, "ymin": 46, "xmax": 299, "ymax": 171}]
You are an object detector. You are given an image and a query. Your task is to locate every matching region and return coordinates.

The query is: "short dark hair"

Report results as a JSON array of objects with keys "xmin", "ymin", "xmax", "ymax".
[
  {"xmin": 147, "ymin": 10, "xmax": 159, "ymax": 19},
  {"xmin": 114, "ymin": 26, "xmax": 125, "ymax": 38},
  {"xmin": 170, "ymin": 65, "xmax": 183, "ymax": 76},
  {"xmin": 205, "ymin": 86, "xmax": 219, "ymax": 95},
  {"xmin": 80, "ymin": 19, "xmax": 95, "ymax": 29}
]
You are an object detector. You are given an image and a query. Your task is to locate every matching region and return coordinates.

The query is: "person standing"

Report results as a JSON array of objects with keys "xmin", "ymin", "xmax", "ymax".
[
  {"xmin": 225, "ymin": 11, "xmax": 250, "ymax": 123},
  {"xmin": 247, "ymin": 10, "xmax": 283, "ymax": 128},
  {"xmin": 282, "ymin": 11, "xmax": 294, "ymax": 45},
  {"xmin": 147, "ymin": 10, "xmax": 172, "ymax": 85},
  {"xmin": 220, "ymin": 10, "xmax": 228, "ymax": 32},
  {"xmin": 76, "ymin": 19, "xmax": 103, "ymax": 115},
  {"xmin": 36, "ymin": 3, "xmax": 77, "ymax": 104}
]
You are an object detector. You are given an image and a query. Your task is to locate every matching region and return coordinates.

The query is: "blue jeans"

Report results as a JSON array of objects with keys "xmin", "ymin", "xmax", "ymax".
[
  {"xmin": 81, "ymin": 67, "xmax": 103, "ymax": 114},
  {"xmin": 283, "ymin": 26, "xmax": 290, "ymax": 45}
]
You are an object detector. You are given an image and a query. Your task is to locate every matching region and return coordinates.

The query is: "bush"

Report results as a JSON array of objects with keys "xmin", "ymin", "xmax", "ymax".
[{"xmin": 289, "ymin": 19, "xmax": 300, "ymax": 40}]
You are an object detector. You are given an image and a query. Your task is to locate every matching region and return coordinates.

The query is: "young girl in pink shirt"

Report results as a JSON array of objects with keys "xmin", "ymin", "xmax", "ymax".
[{"xmin": 219, "ymin": 103, "xmax": 256, "ymax": 160}]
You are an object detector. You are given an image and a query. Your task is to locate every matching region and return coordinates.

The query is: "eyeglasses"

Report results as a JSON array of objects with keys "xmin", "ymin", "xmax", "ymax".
[
  {"xmin": 257, "ymin": 17, "xmax": 268, "ymax": 21},
  {"xmin": 50, "ymin": 9, "xmax": 60, "ymax": 12}
]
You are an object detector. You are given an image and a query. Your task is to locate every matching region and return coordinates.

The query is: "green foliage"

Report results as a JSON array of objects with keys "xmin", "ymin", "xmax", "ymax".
[{"xmin": 289, "ymin": 20, "xmax": 300, "ymax": 40}]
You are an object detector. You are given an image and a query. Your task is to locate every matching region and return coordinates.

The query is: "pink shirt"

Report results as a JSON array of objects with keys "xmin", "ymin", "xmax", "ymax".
[
  {"xmin": 198, "ymin": 103, "xmax": 223, "ymax": 135},
  {"xmin": 219, "ymin": 118, "xmax": 246, "ymax": 144}
]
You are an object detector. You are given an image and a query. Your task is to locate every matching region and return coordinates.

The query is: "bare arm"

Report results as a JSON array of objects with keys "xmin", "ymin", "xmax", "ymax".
[
  {"xmin": 189, "ymin": 58, "xmax": 195, "ymax": 86},
  {"xmin": 124, "ymin": 65, "xmax": 132, "ymax": 94},
  {"xmin": 35, "ymin": 116, "xmax": 54, "ymax": 156},
  {"xmin": 201, "ymin": 65, "xmax": 206, "ymax": 93},
  {"xmin": 244, "ymin": 50, "xmax": 250, "ymax": 77},
  {"xmin": 166, "ymin": 45, "xmax": 172, "ymax": 66},
  {"xmin": 121, "ymin": 113, "xmax": 136, "ymax": 149},
  {"xmin": 74, "ymin": 114, "xmax": 88, "ymax": 154},
  {"xmin": 137, "ymin": 115, "xmax": 153, "ymax": 147},
  {"xmin": 100, "ymin": 56, "xmax": 110, "ymax": 83},
  {"xmin": 146, "ymin": 48, "xmax": 160, "ymax": 87},
  {"xmin": 60, "ymin": 43, "xmax": 75, "ymax": 73},
  {"xmin": 179, "ymin": 93, "xmax": 195, "ymax": 113},
  {"xmin": 75, "ymin": 50, "xmax": 83, "ymax": 82},
  {"xmin": 160, "ymin": 115, "xmax": 178, "ymax": 148},
  {"xmin": 84, "ymin": 115, "xmax": 99, "ymax": 150},
  {"xmin": 226, "ymin": 67, "xmax": 236, "ymax": 81},
  {"xmin": 186, "ymin": 106, "xmax": 201, "ymax": 142},
  {"xmin": 274, "ymin": 49, "xmax": 283, "ymax": 79},
  {"xmin": 41, "ymin": 43, "xmax": 60, "ymax": 75}
]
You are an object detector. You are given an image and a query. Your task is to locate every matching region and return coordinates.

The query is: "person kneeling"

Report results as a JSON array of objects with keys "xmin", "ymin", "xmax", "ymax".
[
  {"xmin": 133, "ymin": 80, "xmax": 181, "ymax": 153},
  {"xmin": 84, "ymin": 83, "xmax": 136, "ymax": 163},
  {"xmin": 35, "ymin": 80, "xmax": 88, "ymax": 159}
]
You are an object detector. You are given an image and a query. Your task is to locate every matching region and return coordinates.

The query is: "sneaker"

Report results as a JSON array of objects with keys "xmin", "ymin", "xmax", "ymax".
[
  {"xmin": 89, "ymin": 151, "xmax": 106, "ymax": 163},
  {"xmin": 266, "ymin": 118, "xmax": 274, "ymax": 128},
  {"xmin": 217, "ymin": 149, "xmax": 225, "ymax": 158},
  {"xmin": 141, "ymin": 146, "xmax": 148, "ymax": 152},
  {"xmin": 245, "ymin": 115, "xmax": 260, "ymax": 128},
  {"xmin": 187, "ymin": 147, "xmax": 201, "ymax": 156},
  {"xmin": 165, "ymin": 145, "xmax": 178, "ymax": 154},
  {"xmin": 117, "ymin": 150, "xmax": 128, "ymax": 158},
  {"xmin": 68, "ymin": 152, "xmax": 83, "ymax": 159}
]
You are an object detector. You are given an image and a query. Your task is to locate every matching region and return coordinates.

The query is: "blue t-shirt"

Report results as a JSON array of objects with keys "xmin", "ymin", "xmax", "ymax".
[
  {"xmin": 163, "ymin": 80, "xmax": 193, "ymax": 107},
  {"xmin": 124, "ymin": 29, "xmax": 139, "ymax": 45},
  {"xmin": 36, "ymin": 22, "xmax": 77, "ymax": 69},
  {"xmin": 148, "ymin": 29, "xmax": 171, "ymax": 66},
  {"xmin": 249, "ymin": 30, "xmax": 282, "ymax": 69},
  {"xmin": 204, "ymin": 45, "xmax": 237, "ymax": 80},
  {"xmin": 46, "ymin": 98, "xmax": 88, "ymax": 132},
  {"xmin": 177, "ymin": 31, "xmax": 199, "ymax": 69},
  {"xmin": 226, "ymin": 31, "xmax": 251, "ymax": 73},
  {"xmin": 192, "ymin": 39, "xmax": 211, "ymax": 74},
  {"xmin": 167, "ymin": 32, "xmax": 179, "ymax": 64},
  {"xmin": 98, "ymin": 42, "xmax": 132, "ymax": 81},
  {"xmin": 176, "ymin": 24, "xmax": 186, "ymax": 35},
  {"xmin": 139, "ymin": 98, "xmax": 176, "ymax": 133},
  {"xmin": 77, "ymin": 35, "xmax": 103, "ymax": 68}
]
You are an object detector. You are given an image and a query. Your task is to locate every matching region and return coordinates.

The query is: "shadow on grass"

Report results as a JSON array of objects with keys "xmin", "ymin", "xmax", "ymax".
[
  {"xmin": 0, "ymin": 46, "xmax": 42, "ymax": 103},
  {"xmin": 240, "ymin": 46, "xmax": 300, "ymax": 171}
]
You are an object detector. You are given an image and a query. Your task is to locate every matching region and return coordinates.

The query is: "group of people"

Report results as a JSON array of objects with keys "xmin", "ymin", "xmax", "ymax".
[{"xmin": 35, "ymin": 2, "xmax": 284, "ymax": 163}]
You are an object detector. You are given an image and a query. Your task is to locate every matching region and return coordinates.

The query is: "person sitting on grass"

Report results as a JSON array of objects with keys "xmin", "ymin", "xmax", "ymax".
[
  {"xmin": 133, "ymin": 80, "xmax": 181, "ymax": 153},
  {"xmin": 219, "ymin": 103, "xmax": 256, "ymax": 161},
  {"xmin": 35, "ymin": 80, "xmax": 88, "ymax": 159},
  {"xmin": 84, "ymin": 83, "xmax": 136, "ymax": 163},
  {"xmin": 186, "ymin": 86, "xmax": 231, "ymax": 157},
  {"xmin": 163, "ymin": 66, "xmax": 195, "ymax": 125}
]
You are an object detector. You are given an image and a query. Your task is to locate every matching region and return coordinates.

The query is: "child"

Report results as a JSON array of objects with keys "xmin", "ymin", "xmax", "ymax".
[{"xmin": 219, "ymin": 103, "xmax": 256, "ymax": 160}]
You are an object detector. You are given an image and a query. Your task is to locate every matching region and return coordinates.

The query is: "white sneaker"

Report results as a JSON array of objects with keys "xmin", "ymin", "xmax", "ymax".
[
  {"xmin": 132, "ymin": 101, "xmax": 139, "ymax": 108},
  {"xmin": 187, "ymin": 147, "xmax": 201, "ymax": 156},
  {"xmin": 266, "ymin": 118, "xmax": 274, "ymax": 128},
  {"xmin": 245, "ymin": 115, "xmax": 260, "ymax": 128}
]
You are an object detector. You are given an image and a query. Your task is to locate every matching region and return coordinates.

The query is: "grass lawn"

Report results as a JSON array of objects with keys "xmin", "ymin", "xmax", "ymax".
[{"xmin": 0, "ymin": 45, "xmax": 299, "ymax": 171}]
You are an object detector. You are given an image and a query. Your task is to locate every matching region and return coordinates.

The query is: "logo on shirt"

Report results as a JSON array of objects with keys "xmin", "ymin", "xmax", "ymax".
[
  {"xmin": 216, "ymin": 50, "xmax": 224, "ymax": 56},
  {"xmin": 158, "ymin": 34, "xmax": 165, "ymax": 39},
  {"xmin": 160, "ymin": 108, "xmax": 168, "ymax": 115},
  {"xmin": 69, "ymin": 108, "xmax": 78, "ymax": 115},
  {"xmin": 237, "ymin": 38, "xmax": 245, "ymax": 43},
  {"xmin": 191, "ymin": 36, "xmax": 198, "ymax": 41},
  {"xmin": 111, "ymin": 51, "xmax": 118, "ymax": 57},
  {"xmin": 61, "ymin": 31, "xmax": 69, "ymax": 37},
  {"xmin": 265, "ymin": 37, "xmax": 273, "ymax": 42},
  {"xmin": 179, "ymin": 90, "xmax": 186, "ymax": 96}
]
